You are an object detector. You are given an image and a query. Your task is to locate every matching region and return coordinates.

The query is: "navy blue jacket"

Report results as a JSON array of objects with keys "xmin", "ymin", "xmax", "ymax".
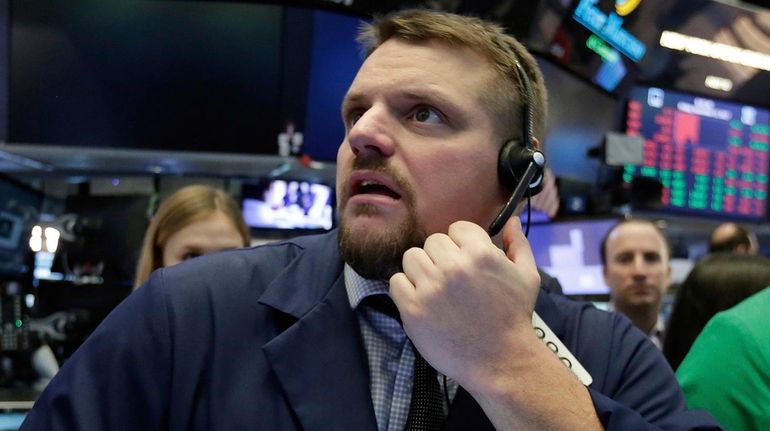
[{"xmin": 21, "ymin": 231, "xmax": 720, "ymax": 430}]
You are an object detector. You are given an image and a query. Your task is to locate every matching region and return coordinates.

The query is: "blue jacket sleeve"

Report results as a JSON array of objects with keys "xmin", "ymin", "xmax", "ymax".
[
  {"xmin": 574, "ymin": 308, "xmax": 722, "ymax": 430},
  {"xmin": 20, "ymin": 271, "xmax": 173, "ymax": 430},
  {"xmin": 590, "ymin": 387, "xmax": 721, "ymax": 430}
]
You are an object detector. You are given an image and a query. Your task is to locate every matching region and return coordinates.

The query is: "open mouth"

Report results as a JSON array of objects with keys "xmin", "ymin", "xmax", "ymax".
[{"xmin": 352, "ymin": 180, "xmax": 401, "ymax": 199}]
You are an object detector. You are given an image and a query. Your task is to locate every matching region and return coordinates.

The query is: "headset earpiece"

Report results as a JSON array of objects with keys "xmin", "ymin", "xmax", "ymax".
[{"xmin": 498, "ymin": 139, "xmax": 544, "ymax": 195}]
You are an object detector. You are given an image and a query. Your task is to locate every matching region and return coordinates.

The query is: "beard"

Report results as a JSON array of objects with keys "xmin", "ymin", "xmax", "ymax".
[
  {"xmin": 337, "ymin": 160, "xmax": 427, "ymax": 281},
  {"xmin": 338, "ymin": 204, "xmax": 426, "ymax": 280}
]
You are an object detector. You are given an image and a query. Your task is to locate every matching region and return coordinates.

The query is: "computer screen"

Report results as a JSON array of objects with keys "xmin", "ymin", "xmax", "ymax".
[
  {"xmin": 528, "ymin": 218, "xmax": 618, "ymax": 297},
  {"xmin": 241, "ymin": 179, "xmax": 334, "ymax": 232},
  {"xmin": 623, "ymin": 86, "xmax": 770, "ymax": 221}
]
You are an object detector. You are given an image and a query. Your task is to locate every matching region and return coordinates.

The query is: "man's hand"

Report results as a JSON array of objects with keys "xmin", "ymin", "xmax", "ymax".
[
  {"xmin": 389, "ymin": 216, "xmax": 540, "ymax": 392},
  {"xmin": 390, "ymin": 216, "xmax": 603, "ymax": 430}
]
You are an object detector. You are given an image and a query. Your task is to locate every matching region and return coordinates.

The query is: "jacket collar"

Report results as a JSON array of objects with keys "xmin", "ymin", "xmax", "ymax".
[{"xmin": 259, "ymin": 231, "xmax": 378, "ymax": 430}]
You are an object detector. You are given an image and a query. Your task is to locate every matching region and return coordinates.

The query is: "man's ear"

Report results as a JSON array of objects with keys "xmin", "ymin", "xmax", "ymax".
[
  {"xmin": 664, "ymin": 263, "xmax": 673, "ymax": 292},
  {"xmin": 531, "ymin": 137, "xmax": 541, "ymax": 151}
]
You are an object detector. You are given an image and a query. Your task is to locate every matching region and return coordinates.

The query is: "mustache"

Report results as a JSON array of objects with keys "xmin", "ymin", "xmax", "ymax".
[
  {"xmin": 342, "ymin": 157, "xmax": 413, "ymax": 203},
  {"xmin": 352, "ymin": 155, "xmax": 389, "ymax": 172}
]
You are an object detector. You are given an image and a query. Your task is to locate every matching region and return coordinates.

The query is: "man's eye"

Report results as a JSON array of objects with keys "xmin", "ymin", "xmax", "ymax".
[
  {"xmin": 644, "ymin": 253, "xmax": 661, "ymax": 263},
  {"xmin": 615, "ymin": 254, "xmax": 633, "ymax": 264},
  {"xmin": 347, "ymin": 111, "xmax": 363, "ymax": 127},
  {"xmin": 411, "ymin": 107, "xmax": 442, "ymax": 124},
  {"xmin": 182, "ymin": 252, "xmax": 201, "ymax": 261}
]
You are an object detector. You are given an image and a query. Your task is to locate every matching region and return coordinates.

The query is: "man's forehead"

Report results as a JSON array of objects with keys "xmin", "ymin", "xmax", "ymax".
[
  {"xmin": 342, "ymin": 38, "xmax": 498, "ymax": 120},
  {"xmin": 354, "ymin": 37, "xmax": 494, "ymax": 80},
  {"xmin": 607, "ymin": 223, "xmax": 668, "ymax": 253}
]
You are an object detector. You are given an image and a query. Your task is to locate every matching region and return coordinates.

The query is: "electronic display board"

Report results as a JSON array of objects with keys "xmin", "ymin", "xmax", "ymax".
[
  {"xmin": 623, "ymin": 86, "xmax": 769, "ymax": 220},
  {"xmin": 546, "ymin": 0, "xmax": 671, "ymax": 94}
]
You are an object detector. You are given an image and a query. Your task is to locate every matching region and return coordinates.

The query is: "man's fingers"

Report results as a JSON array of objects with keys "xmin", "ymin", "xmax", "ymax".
[
  {"xmin": 501, "ymin": 216, "xmax": 537, "ymax": 270},
  {"xmin": 401, "ymin": 247, "xmax": 437, "ymax": 285},
  {"xmin": 389, "ymin": 272, "xmax": 415, "ymax": 310},
  {"xmin": 446, "ymin": 220, "xmax": 492, "ymax": 251},
  {"xmin": 423, "ymin": 233, "xmax": 460, "ymax": 265}
]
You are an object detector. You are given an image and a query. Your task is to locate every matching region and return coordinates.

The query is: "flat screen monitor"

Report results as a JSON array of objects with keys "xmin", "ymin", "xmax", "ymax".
[
  {"xmin": 545, "ymin": 0, "xmax": 671, "ymax": 94},
  {"xmin": 241, "ymin": 179, "xmax": 334, "ymax": 232},
  {"xmin": 528, "ymin": 218, "xmax": 618, "ymax": 298},
  {"xmin": 9, "ymin": 1, "xmax": 365, "ymax": 162},
  {"xmin": 623, "ymin": 86, "xmax": 770, "ymax": 221}
]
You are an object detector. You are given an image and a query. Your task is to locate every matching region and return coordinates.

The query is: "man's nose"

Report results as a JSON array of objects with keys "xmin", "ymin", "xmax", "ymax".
[
  {"xmin": 631, "ymin": 255, "xmax": 648, "ymax": 278},
  {"xmin": 346, "ymin": 106, "xmax": 397, "ymax": 159}
]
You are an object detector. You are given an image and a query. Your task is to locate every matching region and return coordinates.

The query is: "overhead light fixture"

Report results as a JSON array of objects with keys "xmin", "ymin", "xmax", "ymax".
[
  {"xmin": 704, "ymin": 75, "xmax": 734, "ymax": 91},
  {"xmin": 659, "ymin": 30, "xmax": 770, "ymax": 72},
  {"xmin": 29, "ymin": 225, "xmax": 61, "ymax": 253}
]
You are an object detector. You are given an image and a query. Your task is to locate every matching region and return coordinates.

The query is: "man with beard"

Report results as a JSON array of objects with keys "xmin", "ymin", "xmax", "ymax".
[
  {"xmin": 21, "ymin": 9, "xmax": 718, "ymax": 431},
  {"xmin": 601, "ymin": 218, "xmax": 672, "ymax": 348}
]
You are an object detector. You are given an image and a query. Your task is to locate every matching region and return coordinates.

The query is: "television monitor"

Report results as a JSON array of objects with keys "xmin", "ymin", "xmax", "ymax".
[
  {"xmin": 241, "ymin": 179, "xmax": 334, "ymax": 232},
  {"xmin": 528, "ymin": 218, "xmax": 618, "ymax": 298},
  {"xmin": 9, "ymin": 1, "xmax": 365, "ymax": 162},
  {"xmin": 623, "ymin": 86, "xmax": 770, "ymax": 221},
  {"xmin": 544, "ymin": 0, "xmax": 672, "ymax": 94}
]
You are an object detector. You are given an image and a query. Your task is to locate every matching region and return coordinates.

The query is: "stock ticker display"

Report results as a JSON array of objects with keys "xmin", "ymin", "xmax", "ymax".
[{"xmin": 624, "ymin": 86, "xmax": 770, "ymax": 220}]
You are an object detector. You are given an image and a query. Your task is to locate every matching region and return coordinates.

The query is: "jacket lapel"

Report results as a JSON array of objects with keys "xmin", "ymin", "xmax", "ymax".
[{"xmin": 259, "ymin": 234, "xmax": 378, "ymax": 431}]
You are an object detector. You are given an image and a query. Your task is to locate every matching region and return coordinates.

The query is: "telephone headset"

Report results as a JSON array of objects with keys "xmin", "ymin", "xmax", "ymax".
[
  {"xmin": 487, "ymin": 59, "xmax": 546, "ymax": 237},
  {"xmin": 485, "ymin": 58, "xmax": 593, "ymax": 387}
]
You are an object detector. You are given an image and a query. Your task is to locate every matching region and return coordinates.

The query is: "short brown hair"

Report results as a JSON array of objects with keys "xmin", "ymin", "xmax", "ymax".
[
  {"xmin": 133, "ymin": 185, "xmax": 251, "ymax": 289},
  {"xmin": 358, "ymin": 9, "xmax": 547, "ymax": 143},
  {"xmin": 600, "ymin": 218, "xmax": 671, "ymax": 265}
]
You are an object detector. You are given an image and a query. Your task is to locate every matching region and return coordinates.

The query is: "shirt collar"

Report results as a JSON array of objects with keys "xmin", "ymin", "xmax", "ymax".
[
  {"xmin": 649, "ymin": 315, "xmax": 665, "ymax": 349},
  {"xmin": 607, "ymin": 303, "xmax": 665, "ymax": 346},
  {"xmin": 344, "ymin": 264, "xmax": 391, "ymax": 310}
]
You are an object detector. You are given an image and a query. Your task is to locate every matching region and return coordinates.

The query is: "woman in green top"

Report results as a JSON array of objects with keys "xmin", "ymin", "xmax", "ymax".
[{"xmin": 677, "ymin": 286, "xmax": 770, "ymax": 431}]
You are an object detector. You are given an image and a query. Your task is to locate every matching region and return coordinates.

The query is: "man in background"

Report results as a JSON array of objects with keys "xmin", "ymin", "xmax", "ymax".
[
  {"xmin": 709, "ymin": 222, "xmax": 759, "ymax": 255},
  {"xmin": 602, "ymin": 218, "xmax": 671, "ymax": 347}
]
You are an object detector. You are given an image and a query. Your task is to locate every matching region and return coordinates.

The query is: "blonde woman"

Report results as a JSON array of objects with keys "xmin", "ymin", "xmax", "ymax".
[{"xmin": 133, "ymin": 185, "xmax": 250, "ymax": 289}]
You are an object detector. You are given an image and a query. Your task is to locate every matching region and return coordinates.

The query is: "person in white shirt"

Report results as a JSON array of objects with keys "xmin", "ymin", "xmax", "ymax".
[{"xmin": 601, "ymin": 218, "xmax": 671, "ymax": 347}]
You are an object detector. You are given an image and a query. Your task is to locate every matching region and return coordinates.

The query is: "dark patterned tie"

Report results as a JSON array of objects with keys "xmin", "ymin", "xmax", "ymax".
[{"xmin": 404, "ymin": 346, "xmax": 446, "ymax": 431}]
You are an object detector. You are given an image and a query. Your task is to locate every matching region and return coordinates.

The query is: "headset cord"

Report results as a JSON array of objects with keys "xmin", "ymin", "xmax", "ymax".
[{"xmin": 524, "ymin": 187, "xmax": 532, "ymax": 238}]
